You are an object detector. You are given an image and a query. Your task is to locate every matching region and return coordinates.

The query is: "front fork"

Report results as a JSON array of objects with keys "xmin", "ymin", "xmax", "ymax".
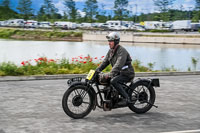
[{"xmin": 92, "ymin": 83, "xmax": 104, "ymax": 110}]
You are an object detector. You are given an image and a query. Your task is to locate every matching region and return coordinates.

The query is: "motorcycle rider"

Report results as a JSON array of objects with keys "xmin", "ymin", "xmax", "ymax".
[{"xmin": 96, "ymin": 32, "xmax": 135, "ymax": 104}]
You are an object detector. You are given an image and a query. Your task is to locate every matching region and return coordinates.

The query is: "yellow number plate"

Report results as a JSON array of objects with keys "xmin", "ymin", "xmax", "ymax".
[{"xmin": 86, "ymin": 70, "xmax": 95, "ymax": 80}]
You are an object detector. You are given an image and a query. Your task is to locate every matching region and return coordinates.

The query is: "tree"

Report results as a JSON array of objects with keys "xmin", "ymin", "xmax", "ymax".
[
  {"xmin": 154, "ymin": 0, "xmax": 174, "ymax": 12},
  {"xmin": 37, "ymin": 6, "xmax": 47, "ymax": 21},
  {"xmin": 153, "ymin": 0, "xmax": 175, "ymax": 21},
  {"xmin": 1, "ymin": 0, "xmax": 10, "ymax": 8},
  {"xmin": 63, "ymin": 0, "xmax": 77, "ymax": 22},
  {"xmin": 193, "ymin": 0, "xmax": 200, "ymax": 21},
  {"xmin": 96, "ymin": 4, "xmax": 107, "ymax": 22},
  {"xmin": 195, "ymin": 0, "xmax": 200, "ymax": 10},
  {"xmin": 42, "ymin": 0, "xmax": 58, "ymax": 19},
  {"xmin": 17, "ymin": 0, "xmax": 33, "ymax": 20},
  {"xmin": 114, "ymin": 0, "xmax": 129, "ymax": 20},
  {"xmin": 62, "ymin": 12, "xmax": 68, "ymax": 20},
  {"xmin": 0, "ymin": 6, "xmax": 18, "ymax": 20},
  {"xmin": 83, "ymin": 0, "xmax": 98, "ymax": 22}
]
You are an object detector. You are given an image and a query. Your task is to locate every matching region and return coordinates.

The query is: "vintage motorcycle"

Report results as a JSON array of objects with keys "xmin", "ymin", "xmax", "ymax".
[{"xmin": 62, "ymin": 70, "xmax": 160, "ymax": 119}]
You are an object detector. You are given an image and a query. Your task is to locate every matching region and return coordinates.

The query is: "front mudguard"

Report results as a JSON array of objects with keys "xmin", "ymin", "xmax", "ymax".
[{"xmin": 68, "ymin": 81, "xmax": 96, "ymax": 95}]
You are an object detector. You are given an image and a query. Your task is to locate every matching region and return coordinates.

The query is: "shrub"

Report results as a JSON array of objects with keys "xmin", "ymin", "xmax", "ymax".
[
  {"xmin": 0, "ymin": 29, "xmax": 16, "ymax": 38},
  {"xmin": 0, "ymin": 28, "xmax": 83, "ymax": 40},
  {"xmin": 42, "ymin": 67, "xmax": 57, "ymax": 75},
  {"xmin": 0, "ymin": 71, "xmax": 6, "ymax": 76},
  {"xmin": 0, "ymin": 56, "xmax": 180, "ymax": 76},
  {"xmin": 161, "ymin": 65, "xmax": 177, "ymax": 72},
  {"xmin": 56, "ymin": 68, "xmax": 70, "ymax": 74},
  {"xmin": 148, "ymin": 29, "xmax": 170, "ymax": 33},
  {"xmin": 0, "ymin": 62, "xmax": 18, "ymax": 76}
]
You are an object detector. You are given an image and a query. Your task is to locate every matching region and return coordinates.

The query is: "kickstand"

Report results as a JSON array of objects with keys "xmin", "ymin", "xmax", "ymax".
[{"xmin": 146, "ymin": 101, "xmax": 158, "ymax": 108}]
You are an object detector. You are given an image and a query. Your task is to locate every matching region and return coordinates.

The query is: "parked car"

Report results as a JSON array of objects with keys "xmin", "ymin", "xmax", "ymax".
[
  {"xmin": 38, "ymin": 22, "xmax": 51, "ymax": 29},
  {"xmin": 79, "ymin": 23, "xmax": 93, "ymax": 28},
  {"xmin": 130, "ymin": 25, "xmax": 145, "ymax": 31}
]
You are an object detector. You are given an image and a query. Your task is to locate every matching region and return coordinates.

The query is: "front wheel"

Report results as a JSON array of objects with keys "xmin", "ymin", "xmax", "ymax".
[
  {"xmin": 62, "ymin": 85, "xmax": 95, "ymax": 119},
  {"xmin": 128, "ymin": 81, "xmax": 156, "ymax": 114}
]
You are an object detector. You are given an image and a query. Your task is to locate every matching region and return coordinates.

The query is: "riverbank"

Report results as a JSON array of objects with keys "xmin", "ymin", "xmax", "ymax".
[
  {"xmin": 1, "ymin": 28, "xmax": 200, "ymax": 44},
  {"xmin": 83, "ymin": 31, "xmax": 200, "ymax": 44},
  {"xmin": 0, "ymin": 28, "xmax": 82, "ymax": 41}
]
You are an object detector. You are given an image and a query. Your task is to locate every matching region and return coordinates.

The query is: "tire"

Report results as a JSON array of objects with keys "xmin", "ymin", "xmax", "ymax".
[
  {"xmin": 128, "ymin": 81, "xmax": 156, "ymax": 114},
  {"xmin": 62, "ymin": 85, "xmax": 95, "ymax": 119}
]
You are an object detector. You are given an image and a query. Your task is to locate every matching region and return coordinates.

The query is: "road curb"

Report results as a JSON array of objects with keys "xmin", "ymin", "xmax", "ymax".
[{"xmin": 0, "ymin": 71, "xmax": 200, "ymax": 82}]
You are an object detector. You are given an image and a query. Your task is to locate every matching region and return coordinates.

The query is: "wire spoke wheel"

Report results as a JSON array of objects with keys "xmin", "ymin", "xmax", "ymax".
[
  {"xmin": 62, "ymin": 85, "xmax": 95, "ymax": 119},
  {"xmin": 128, "ymin": 81, "xmax": 155, "ymax": 114},
  {"xmin": 133, "ymin": 85, "xmax": 150, "ymax": 109},
  {"xmin": 68, "ymin": 89, "xmax": 90, "ymax": 114}
]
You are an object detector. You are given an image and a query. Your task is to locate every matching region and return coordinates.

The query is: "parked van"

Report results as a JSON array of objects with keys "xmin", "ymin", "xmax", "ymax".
[
  {"xmin": 24, "ymin": 20, "xmax": 38, "ymax": 28},
  {"xmin": 0, "ymin": 20, "xmax": 12, "ymax": 27},
  {"xmin": 8, "ymin": 19, "xmax": 24, "ymax": 27},
  {"xmin": 92, "ymin": 23, "xmax": 104, "ymax": 28},
  {"xmin": 170, "ymin": 20, "xmax": 191, "ymax": 31},
  {"xmin": 54, "ymin": 21, "xmax": 77, "ymax": 29},
  {"xmin": 106, "ymin": 20, "xmax": 129, "ymax": 30},
  {"xmin": 144, "ymin": 21, "xmax": 172, "ymax": 30},
  {"xmin": 144, "ymin": 21, "xmax": 162, "ymax": 30},
  {"xmin": 0, "ymin": 21, "xmax": 3, "ymax": 26},
  {"xmin": 191, "ymin": 23, "xmax": 200, "ymax": 31}
]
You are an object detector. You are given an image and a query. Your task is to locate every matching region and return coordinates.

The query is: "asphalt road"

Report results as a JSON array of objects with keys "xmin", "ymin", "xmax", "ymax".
[{"xmin": 0, "ymin": 75, "xmax": 200, "ymax": 133}]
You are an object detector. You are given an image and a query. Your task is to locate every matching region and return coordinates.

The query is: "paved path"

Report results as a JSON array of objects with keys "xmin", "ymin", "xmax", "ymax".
[{"xmin": 0, "ymin": 75, "xmax": 200, "ymax": 133}]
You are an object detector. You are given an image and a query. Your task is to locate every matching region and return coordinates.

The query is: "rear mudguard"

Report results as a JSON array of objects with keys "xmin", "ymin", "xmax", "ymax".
[{"xmin": 130, "ymin": 78, "xmax": 160, "ymax": 88}]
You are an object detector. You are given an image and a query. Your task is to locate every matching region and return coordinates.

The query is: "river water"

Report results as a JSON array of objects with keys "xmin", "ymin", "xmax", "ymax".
[{"xmin": 0, "ymin": 39, "xmax": 200, "ymax": 71}]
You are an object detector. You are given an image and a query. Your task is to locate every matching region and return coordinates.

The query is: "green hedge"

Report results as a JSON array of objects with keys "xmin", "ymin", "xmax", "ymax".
[
  {"xmin": 147, "ymin": 29, "xmax": 171, "ymax": 33},
  {"xmin": 0, "ymin": 28, "xmax": 83, "ymax": 39},
  {"xmin": 0, "ymin": 57, "xmax": 157, "ymax": 76}
]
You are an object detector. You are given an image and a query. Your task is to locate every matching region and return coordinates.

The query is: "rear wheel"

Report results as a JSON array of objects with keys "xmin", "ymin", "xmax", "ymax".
[
  {"xmin": 62, "ymin": 85, "xmax": 95, "ymax": 119},
  {"xmin": 128, "ymin": 81, "xmax": 156, "ymax": 114}
]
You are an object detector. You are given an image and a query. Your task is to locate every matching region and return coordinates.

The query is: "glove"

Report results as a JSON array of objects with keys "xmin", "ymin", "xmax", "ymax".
[{"xmin": 102, "ymin": 73, "xmax": 111, "ymax": 80}]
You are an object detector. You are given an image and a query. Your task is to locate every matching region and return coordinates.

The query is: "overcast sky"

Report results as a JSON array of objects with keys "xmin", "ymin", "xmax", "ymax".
[{"xmin": 0, "ymin": 0, "xmax": 196, "ymax": 16}]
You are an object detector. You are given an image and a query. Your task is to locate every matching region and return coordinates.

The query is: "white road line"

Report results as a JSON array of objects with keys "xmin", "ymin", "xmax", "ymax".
[{"xmin": 161, "ymin": 129, "xmax": 200, "ymax": 133}]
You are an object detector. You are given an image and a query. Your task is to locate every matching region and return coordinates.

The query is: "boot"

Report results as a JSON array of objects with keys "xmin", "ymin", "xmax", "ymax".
[{"xmin": 117, "ymin": 88, "xmax": 134, "ymax": 105}]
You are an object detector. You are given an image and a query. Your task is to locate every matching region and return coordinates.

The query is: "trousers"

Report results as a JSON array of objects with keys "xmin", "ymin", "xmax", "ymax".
[{"xmin": 110, "ymin": 75, "xmax": 132, "ymax": 99}]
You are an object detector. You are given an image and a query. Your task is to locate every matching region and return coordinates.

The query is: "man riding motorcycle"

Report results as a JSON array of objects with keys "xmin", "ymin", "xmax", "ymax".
[{"xmin": 96, "ymin": 32, "xmax": 135, "ymax": 104}]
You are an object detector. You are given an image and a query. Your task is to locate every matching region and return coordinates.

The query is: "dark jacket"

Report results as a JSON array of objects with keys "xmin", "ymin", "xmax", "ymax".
[{"xmin": 97, "ymin": 45, "xmax": 135, "ymax": 79}]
